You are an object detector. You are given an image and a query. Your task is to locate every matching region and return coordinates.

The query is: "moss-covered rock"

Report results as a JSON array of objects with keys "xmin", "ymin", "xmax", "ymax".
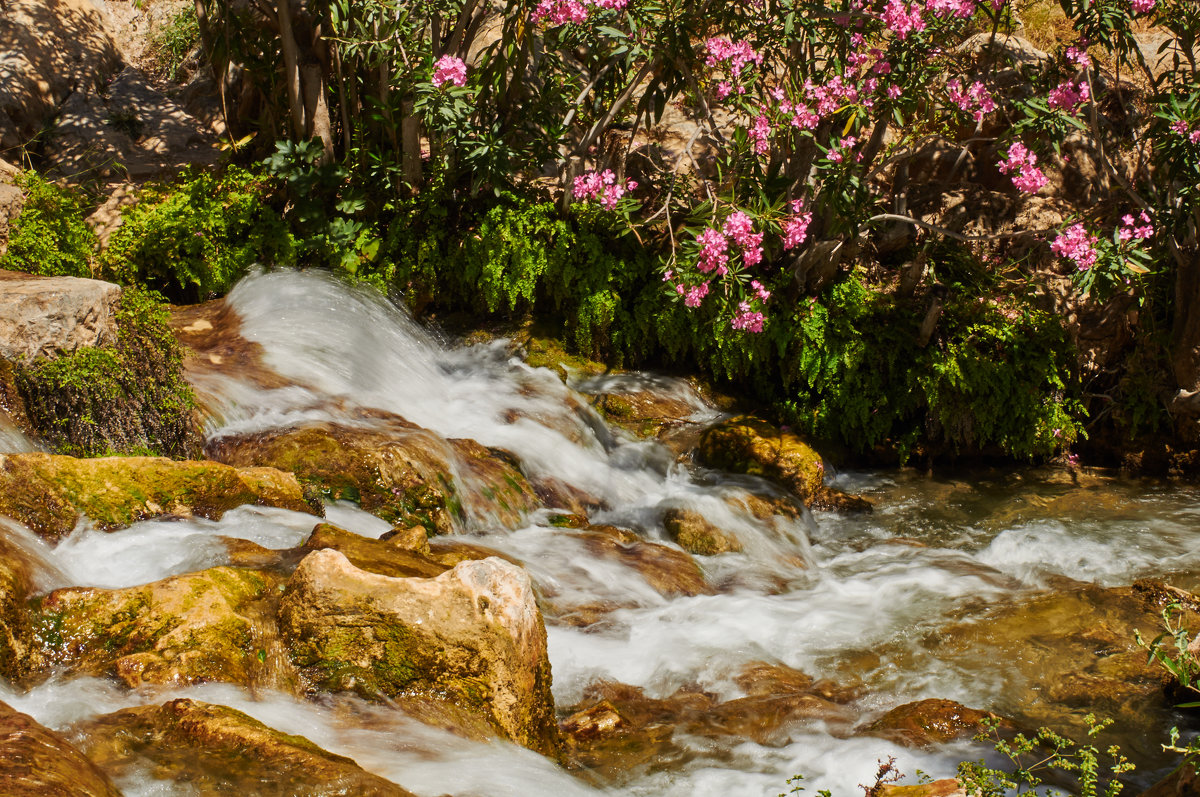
[
  {"xmin": 661, "ymin": 508, "xmax": 742, "ymax": 556},
  {"xmin": 877, "ymin": 780, "xmax": 966, "ymax": 797},
  {"xmin": 12, "ymin": 284, "xmax": 201, "ymax": 458},
  {"xmin": 863, "ymin": 698, "xmax": 1003, "ymax": 748},
  {"xmin": 699, "ymin": 416, "xmax": 871, "ymax": 511},
  {"xmin": 593, "ymin": 389, "xmax": 699, "ymax": 442},
  {"xmin": 0, "ymin": 700, "xmax": 122, "ymax": 797},
  {"xmin": 0, "ymin": 533, "xmax": 33, "ymax": 683},
  {"xmin": 208, "ymin": 421, "xmax": 538, "ymax": 534},
  {"xmin": 29, "ymin": 566, "xmax": 290, "ymax": 689},
  {"xmin": 74, "ymin": 698, "xmax": 414, "ymax": 796},
  {"xmin": 300, "ymin": 523, "xmax": 449, "ymax": 579},
  {"xmin": 279, "ymin": 549, "xmax": 561, "ymax": 758},
  {"xmin": 0, "ymin": 451, "xmax": 313, "ymax": 541}
]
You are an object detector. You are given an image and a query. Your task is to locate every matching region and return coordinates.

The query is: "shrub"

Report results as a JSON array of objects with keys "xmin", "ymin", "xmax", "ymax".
[{"xmin": 0, "ymin": 172, "xmax": 95, "ymax": 278}]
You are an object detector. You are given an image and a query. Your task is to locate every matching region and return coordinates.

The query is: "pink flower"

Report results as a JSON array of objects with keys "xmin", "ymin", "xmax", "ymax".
[
  {"xmin": 748, "ymin": 114, "xmax": 772, "ymax": 155},
  {"xmin": 1066, "ymin": 45, "xmax": 1092, "ymax": 67},
  {"xmin": 1047, "ymin": 80, "xmax": 1090, "ymax": 112},
  {"xmin": 1051, "ymin": 223, "xmax": 1099, "ymax": 270},
  {"xmin": 684, "ymin": 282, "xmax": 710, "ymax": 308},
  {"xmin": 750, "ymin": 279, "xmax": 771, "ymax": 301},
  {"xmin": 997, "ymin": 141, "xmax": 1047, "ymax": 194},
  {"xmin": 946, "ymin": 79, "xmax": 996, "ymax": 121},
  {"xmin": 783, "ymin": 202, "xmax": 813, "ymax": 249},
  {"xmin": 1130, "ymin": 0, "xmax": 1155, "ymax": 13},
  {"xmin": 1119, "ymin": 210, "xmax": 1154, "ymax": 241},
  {"xmin": 705, "ymin": 37, "xmax": 764, "ymax": 78},
  {"xmin": 572, "ymin": 169, "xmax": 636, "ymax": 209},
  {"xmin": 432, "ymin": 55, "xmax": 467, "ymax": 88},
  {"xmin": 883, "ymin": 0, "xmax": 927, "ymax": 39},
  {"xmin": 887, "ymin": 85, "xmax": 902, "ymax": 99},
  {"xmin": 731, "ymin": 301, "xmax": 766, "ymax": 332},
  {"xmin": 697, "ymin": 228, "xmax": 730, "ymax": 274}
]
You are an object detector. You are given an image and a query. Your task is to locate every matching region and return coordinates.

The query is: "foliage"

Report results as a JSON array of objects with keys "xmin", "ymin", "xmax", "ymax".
[
  {"xmin": 13, "ymin": 286, "xmax": 199, "ymax": 458},
  {"xmin": 145, "ymin": 6, "xmax": 200, "ymax": 82},
  {"xmin": 0, "ymin": 172, "xmax": 95, "ymax": 278},
  {"xmin": 101, "ymin": 167, "xmax": 295, "ymax": 301}
]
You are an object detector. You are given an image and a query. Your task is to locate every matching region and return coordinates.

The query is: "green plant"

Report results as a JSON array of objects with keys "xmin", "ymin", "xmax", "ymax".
[
  {"xmin": 146, "ymin": 7, "xmax": 200, "ymax": 82},
  {"xmin": 14, "ymin": 286, "xmax": 199, "ymax": 458},
  {"xmin": 101, "ymin": 167, "xmax": 295, "ymax": 301},
  {"xmin": 0, "ymin": 172, "xmax": 96, "ymax": 278},
  {"xmin": 1137, "ymin": 602, "xmax": 1200, "ymax": 705}
]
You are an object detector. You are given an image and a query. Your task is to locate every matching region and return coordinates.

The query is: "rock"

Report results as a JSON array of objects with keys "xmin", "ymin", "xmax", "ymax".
[
  {"xmin": 74, "ymin": 698, "xmax": 414, "ymax": 796},
  {"xmin": 1142, "ymin": 760, "xmax": 1200, "ymax": 797},
  {"xmin": 0, "ymin": 532, "xmax": 33, "ymax": 683},
  {"xmin": 0, "ymin": 272, "xmax": 121, "ymax": 361},
  {"xmin": 661, "ymin": 507, "xmax": 742, "ymax": 555},
  {"xmin": 0, "ymin": 0, "xmax": 121, "ymax": 154},
  {"xmin": 278, "ymin": 549, "xmax": 560, "ymax": 757},
  {"xmin": 208, "ymin": 420, "xmax": 538, "ymax": 534},
  {"xmin": 0, "ymin": 178, "xmax": 22, "ymax": 256},
  {"xmin": 1135, "ymin": 32, "xmax": 1199, "ymax": 80},
  {"xmin": 28, "ymin": 566, "xmax": 290, "ymax": 690},
  {"xmin": 300, "ymin": 522, "xmax": 449, "ymax": 579},
  {"xmin": 699, "ymin": 416, "xmax": 871, "ymax": 512},
  {"xmin": 863, "ymin": 698, "xmax": 1002, "ymax": 747},
  {"xmin": 579, "ymin": 525, "xmax": 711, "ymax": 597},
  {"xmin": 0, "ymin": 452, "xmax": 313, "ymax": 542},
  {"xmin": 592, "ymin": 387, "xmax": 701, "ymax": 441},
  {"xmin": 877, "ymin": 779, "xmax": 966, "ymax": 797},
  {"xmin": 0, "ymin": 700, "xmax": 121, "ymax": 797}
]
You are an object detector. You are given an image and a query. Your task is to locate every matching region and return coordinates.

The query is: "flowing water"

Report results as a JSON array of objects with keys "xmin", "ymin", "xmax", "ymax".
[{"xmin": 3, "ymin": 270, "xmax": 1200, "ymax": 795}]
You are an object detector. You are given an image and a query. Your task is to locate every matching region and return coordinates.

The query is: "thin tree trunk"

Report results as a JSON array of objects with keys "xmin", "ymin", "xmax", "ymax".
[
  {"xmin": 276, "ymin": 0, "xmax": 306, "ymax": 139},
  {"xmin": 302, "ymin": 64, "xmax": 335, "ymax": 162}
]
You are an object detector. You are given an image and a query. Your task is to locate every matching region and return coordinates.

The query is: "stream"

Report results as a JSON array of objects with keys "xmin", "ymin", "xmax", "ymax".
[{"xmin": 3, "ymin": 270, "xmax": 1199, "ymax": 795}]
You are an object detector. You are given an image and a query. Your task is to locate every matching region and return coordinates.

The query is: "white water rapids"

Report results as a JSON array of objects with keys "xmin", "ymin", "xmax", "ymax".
[{"xmin": 4, "ymin": 270, "xmax": 1200, "ymax": 794}]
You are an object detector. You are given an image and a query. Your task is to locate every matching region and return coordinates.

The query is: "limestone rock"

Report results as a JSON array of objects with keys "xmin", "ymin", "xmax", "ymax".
[
  {"xmin": 279, "ymin": 549, "xmax": 560, "ymax": 757},
  {"xmin": 0, "ymin": 0, "xmax": 121, "ymax": 154},
  {"xmin": 300, "ymin": 522, "xmax": 449, "ymax": 579},
  {"xmin": 579, "ymin": 525, "xmax": 711, "ymax": 598},
  {"xmin": 208, "ymin": 420, "xmax": 538, "ymax": 533},
  {"xmin": 0, "ymin": 531, "xmax": 33, "ymax": 683},
  {"xmin": 661, "ymin": 507, "xmax": 742, "ymax": 555},
  {"xmin": 0, "ymin": 272, "xmax": 121, "ymax": 361},
  {"xmin": 29, "ymin": 566, "xmax": 289, "ymax": 690},
  {"xmin": 0, "ymin": 700, "xmax": 121, "ymax": 797},
  {"xmin": 75, "ymin": 698, "xmax": 414, "ymax": 796},
  {"xmin": 0, "ymin": 452, "xmax": 313, "ymax": 541},
  {"xmin": 699, "ymin": 416, "xmax": 871, "ymax": 511},
  {"xmin": 863, "ymin": 698, "xmax": 1002, "ymax": 747}
]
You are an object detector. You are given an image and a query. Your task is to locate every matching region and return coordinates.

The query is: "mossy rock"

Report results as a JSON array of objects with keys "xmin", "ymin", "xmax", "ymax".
[
  {"xmin": 300, "ymin": 523, "xmax": 449, "ymax": 579},
  {"xmin": 578, "ymin": 525, "xmax": 711, "ymax": 598},
  {"xmin": 522, "ymin": 335, "xmax": 608, "ymax": 381},
  {"xmin": 279, "ymin": 549, "xmax": 561, "ymax": 759},
  {"xmin": 0, "ymin": 452, "xmax": 313, "ymax": 541},
  {"xmin": 0, "ymin": 532, "xmax": 33, "ymax": 683},
  {"xmin": 208, "ymin": 421, "xmax": 537, "ymax": 534},
  {"xmin": 863, "ymin": 698, "xmax": 1004, "ymax": 748},
  {"xmin": 593, "ymin": 389, "xmax": 699, "ymax": 441},
  {"xmin": 74, "ymin": 698, "xmax": 414, "ymax": 796},
  {"xmin": 0, "ymin": 700, "xmax": 122, "ymax": 797},
  {"xmin": 28, "ymin": 566, "xmax": 289, "ymax": 690},
  {"xmin": 661, "ymin": 508, "xmax": 742, "ymax": 556}
]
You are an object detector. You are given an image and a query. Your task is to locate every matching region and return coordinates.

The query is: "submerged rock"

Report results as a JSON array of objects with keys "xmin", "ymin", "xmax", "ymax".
[
  {"xmin": 699, "ymin": 416, "xmax": 871, "ymax": 511},
  {"xmin": 593, "ymin": 389, "xmax": 701, "ymax": 442},
  {"xmin": 278, "ymin": 549, "xmax": 560, "ymax": 757},
  {"xmin": 877, "ymin": 780, "xmax": 966, "ymax": 797},
  {"xmin": 863, "ymin": 698, "xmax": 1002, "ymax": 747},
  {"xmin": 579, "ymin": 526, "xmax": 712, "ymax": 598},
  {"xmin": 0, "ymin": 534, "xmax": 34, "ymax": 683},
  {"xmin": 29, "ymin": 566, "xmax": 291, "ymax": 690},
  {"xmin": 208, "ymin": 420, "xmax": 538, "ymax": 534},
  {"xmin": 0, "ymin": 452, "xmax": 313, "ymax": 541},
  {"xmin": 0, "ymin": 701, "xmax": 121, "ymax": 797},
  {"xmin": 661, "ymin": 508, "xmax": 742, "ymax": 555},
  {"xmin": 74, "ymin": 698, "xmax": 414, "ymax": 796},
  {"xmin": 300, "ymin": 523, "xmax": 449, "ymax": 579}
]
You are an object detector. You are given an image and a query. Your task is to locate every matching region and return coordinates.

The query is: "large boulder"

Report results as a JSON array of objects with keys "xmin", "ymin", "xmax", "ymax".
[
  {"xmin": 0, "ymin": 452, "xmax": 313, "ymax": 541},
  {"xmin": 0, "ymin": 700, "xmax": 121, "ymax": 797},
  {"xmin": 698, "ymin": 416, "xmax": 870, "ymax": 511},
  {"xmin": 75, "ymin": 698, "xmax": 414, "ymax": 796},
  {"xmin": 0, "ymin": 271, "xmax": 121, "ymax": 361},
  {"xmin": 0, "ymin": 0, "xmax": 121, "ymax": 153},
  {"xmin": 28, "ymin": 566, "xmax": 290, "ymax": 689},
  {"xmin": 278, "ymin": 549, "xmax": 560, "ymax": 757},
  {"xmin": 208, "ymin": 420, "xmax": 538, "ymax": 533}
]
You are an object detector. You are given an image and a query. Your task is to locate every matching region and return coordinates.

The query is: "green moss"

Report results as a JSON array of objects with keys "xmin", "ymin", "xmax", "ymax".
[
  {"xmin": 0, "ymin": 172, "xmax": 96, "ymax": 278},
  {"xmin": 13, "ymin": 286, "xmax": 199, "ymax": 458}
]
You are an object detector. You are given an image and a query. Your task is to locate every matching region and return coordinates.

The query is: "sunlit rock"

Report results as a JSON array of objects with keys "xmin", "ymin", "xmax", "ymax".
[
  {"xmin": 278, "ymin": 549, "xmax": 561, "ymax": 757},
  {"xmin": 74, "ymin": 698, "xmax": 414, "ymax": 796},
  {"xmin": 0, "ymin": 700, "xmax": 121, "ymax": 797},
  {"xmin": 862, "ymin": 698, "xmax": 1004, "ymax": 747},
  {"xmin": 662, "ymin": 507, "xmax": 742, "ymax": 555}
]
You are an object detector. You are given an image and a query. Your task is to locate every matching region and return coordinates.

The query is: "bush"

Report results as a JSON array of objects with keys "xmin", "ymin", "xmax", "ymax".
[
  {"xmin": 0, "ymin": 172, "xmax": 95, "ymax": 278},
  {"xmin": 101, "ymin": 167, "xmax": 295, "ymax": 302}
]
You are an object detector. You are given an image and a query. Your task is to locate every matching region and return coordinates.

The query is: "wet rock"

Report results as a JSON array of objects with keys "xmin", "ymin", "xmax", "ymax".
[
  {"xmin": 219, "ymin": 536, "xmax": 289, "ymax": 569},
  {"xmin": 662, "ymin": 507, "xmax": 742, "ymax": 555},
  {"xmin": 699, "ymin": 416, "xmax": 871, "ymax": 511},
  {"xmin": 593, "ymin": 389, "xmax": 699, "ymax": 441},
  {"xmin": 0, "ymin": 452, "xmax": 313, "ymax": 542},
  {"xmin": 579, "ymin": 526, "xmax": 711, "ymax": 597},
  {"xmin": 300, "ymin": 522, "xmax": 449, "ymax": 579},
  {"xmin": 208, "ymin": 420, "xmax": 538, "ymax": 534},
  {"xmin": 0, "ymin": 534, "xmax": 34, "ymax": 683},
  {"xmin": 0, "ymin": 700, "xmax": 121, "ymax": 797},
  {"xmin": 0, "ymin": 272, "xmax": 121, "ymax": 361},
  {"xmin": 278, "ymin": 549, "xmax": 561, "ymax": 758},
  {"xmin": 74, "ymin": 698, "xmax": 414, "ymax": 796},
  {"xmin": 863, "ymin": 698, "xmax": 1002, "ymax": 747},
  {"xmin": 29, "ymin": 566, "xmax": 291, "ymax": 690},
  {"xmin": 877, "ymin": 779, "xmax": 966, "ymax": 797},
  {"xmin": 531, "ymin": 476, "xmax": 605, "ymax": 515},
  {"xmin": 1142, "ymin": 760, "xmax": 1200, "ymax": 797}
]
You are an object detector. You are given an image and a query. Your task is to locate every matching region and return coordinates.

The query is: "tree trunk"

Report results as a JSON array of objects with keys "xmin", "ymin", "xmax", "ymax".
[
  {"xmin": 302, "ymin": 64, "xmax": 335, "ymax": 162},
  {"xmin": 276, "ymin": 0, "xmax": 306, "ymax": 140}
]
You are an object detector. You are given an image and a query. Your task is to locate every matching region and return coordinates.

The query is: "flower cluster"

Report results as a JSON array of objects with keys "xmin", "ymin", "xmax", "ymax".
[
  {"xmin": 532, "ymin": 0, "xmax": 627, "ymax": 25},
  {"xmin": 696, "ymin": 228, "xmax": 730, "ymax": 274},
  {"xmin": 1050, "ymin": 223, "xmax": 1099, "ymax": 270},
  {"xmin": 1118, "ymin": 211, "xmax": 1154, "ymax": 241},
  {"xmin": 946, "ymin": 79, "xmax": 997, "ymax": 122},
  {"xmin": 730, "ymin": 301, "xmax": 766, "ymax": 332},
  {"xmin": 723, "ymin": 211, "xmax": 764, "ymax": 266},
  {"xmin": 431, "ymin": 55, "xmax": 467, "ymax": 88},
  {"xmin": 882, "ymin": 0, "xmax": 926, "ymax": 39},
  {"xmin": 572, "ymin": 170, "xmax": 637, "ymax": 209},
  {"xmin": 705, "ymin": 38, "xmax": 764, "ymax": 78},
  {"xmin": 1130, "ymin": 0, "xmax": 1156, "ymax": 13},
  {"xmin": 1170, "ymin": 119, "xmax": 1200, "ymax": 144},
  {"xmin": 1047, "ymin": 80, "xmax": 1090, "ymax": 112},
  {"xmin": 783, "ymin": 201, "xmax": 813, "ymax": 249},
  {"xmin": 997, "ymin": 141, "xmax": 1048, "ymax": 194}
]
